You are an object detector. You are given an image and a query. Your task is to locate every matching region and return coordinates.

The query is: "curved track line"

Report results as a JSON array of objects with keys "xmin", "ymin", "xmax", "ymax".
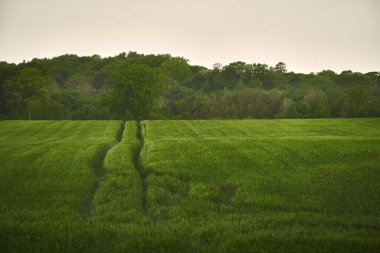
[{"xmin": 78, "ymin": 121, "xmax": 125, "ymax": 218}]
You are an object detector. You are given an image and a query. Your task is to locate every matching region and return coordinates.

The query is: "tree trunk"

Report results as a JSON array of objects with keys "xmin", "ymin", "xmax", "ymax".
[{"xmin": 27, "ymin": 100, "xmax": 32, "ymax": 120}]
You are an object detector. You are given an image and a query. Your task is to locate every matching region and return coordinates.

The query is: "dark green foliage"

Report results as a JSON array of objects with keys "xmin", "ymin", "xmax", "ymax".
[
  {"xmin": 0, "ymin": 52, "xmax": 379, "ymax": 119},
  {"xmin": 160, "ymin": 57, "xmax": 192, "ymax": 82},
  {"xmin": 2, "ymin": 68, "xmax": 49, "ymax": 119},
  {"xmin": 108, "ymin": 65, "xmax": 165, "ymax": 120}
]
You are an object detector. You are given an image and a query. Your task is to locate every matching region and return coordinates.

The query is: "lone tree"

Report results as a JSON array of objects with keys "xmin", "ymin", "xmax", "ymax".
[
  {"xmin": 275, "ymin": 62, "xmax": 287, "ymax": 73},
  {"xmin": 3, "ymin": 68, "xmax": 48, "ymax": 119},
  {"xmin": 108, "ymin": 65, "xmax": 164, "ymax": 120}
]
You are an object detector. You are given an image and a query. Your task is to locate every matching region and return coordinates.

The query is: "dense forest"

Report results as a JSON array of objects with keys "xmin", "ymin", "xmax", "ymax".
[{"xmin": 1, "ymin": 52, "xmax": 379, "ymax": 120}]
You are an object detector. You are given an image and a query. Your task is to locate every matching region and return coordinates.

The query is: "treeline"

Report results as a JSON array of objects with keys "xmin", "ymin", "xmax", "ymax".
[{"xmin": 1, "ymin": 52, "xmax": 379, "ymax": 120}]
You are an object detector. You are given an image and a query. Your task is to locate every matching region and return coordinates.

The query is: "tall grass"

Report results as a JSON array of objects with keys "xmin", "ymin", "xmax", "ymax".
[
  {"xmin": 0, "ymin": 121, "xmax": 121, "ymax": 252},
  {"xmin": 0, "ymin": 119, "xmax": 379, "ymax": 252},
  {"xmin": 141, "ymin": 118, "xmax": 380, "ymax": 251}
]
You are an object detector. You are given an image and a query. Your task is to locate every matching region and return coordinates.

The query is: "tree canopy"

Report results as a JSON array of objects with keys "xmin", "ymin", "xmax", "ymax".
[
  {"xmin": 0, "ymin": 52, "xmax": 379, "ymax": 120},
  {"xmin": 3, "ymin": 68, "xmax": 49, "ymax": 119},
  {"xmin": 108, "ymin": 65, "xmax": 164, "ymax": 120}
]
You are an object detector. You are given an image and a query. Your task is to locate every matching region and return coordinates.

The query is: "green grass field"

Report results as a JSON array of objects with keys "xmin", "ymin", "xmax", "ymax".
[{"xmin": 0, "ymin": 119, "xmax": 379, "ymax": 252}]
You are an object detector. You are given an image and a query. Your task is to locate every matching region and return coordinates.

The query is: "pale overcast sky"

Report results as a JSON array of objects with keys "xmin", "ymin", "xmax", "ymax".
[{"xmin": 0, "ymin": 0, "xmax": 379, "ymax": 73}]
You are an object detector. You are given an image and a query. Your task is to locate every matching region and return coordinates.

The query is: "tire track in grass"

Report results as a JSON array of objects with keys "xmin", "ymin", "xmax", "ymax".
[
  {"xmin": 78, "ymin": 121, "xmax": 125, "ymax": 218},
  {"xmin": 134, "ymin": 121, "xmax": 149, "ymax": 213}
]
